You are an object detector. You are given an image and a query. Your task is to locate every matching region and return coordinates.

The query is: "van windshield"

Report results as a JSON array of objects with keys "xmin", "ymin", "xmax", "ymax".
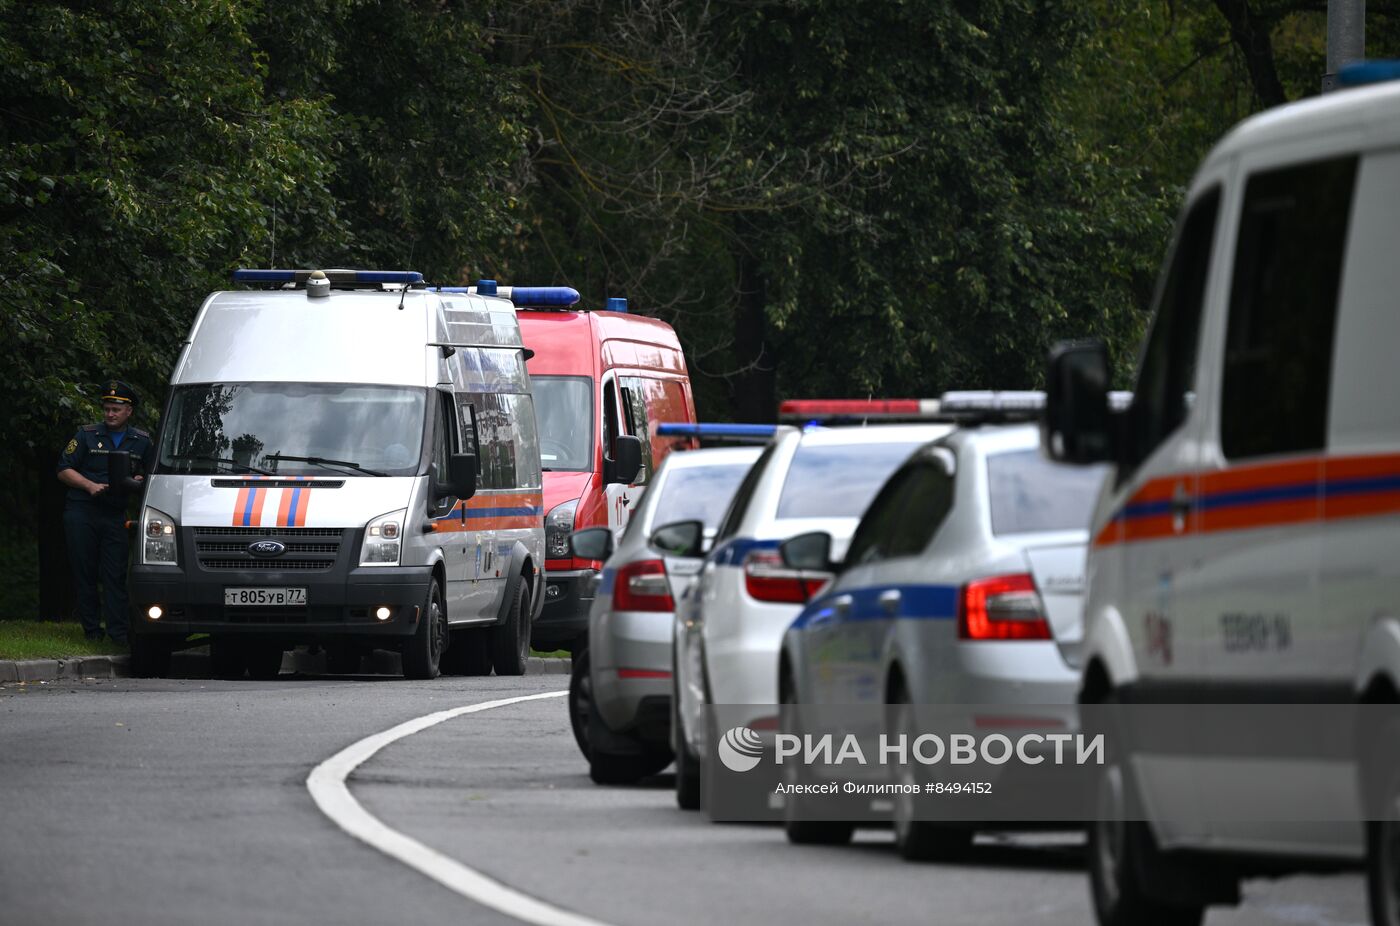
[
  {"xmin": 158, "ymin": 383, "xmax": 426, "ymax": 477},
  {"xmin": 532, "ymin": 376, "xmax": 594, "ymax": 472},
  {"xmin": 987, "ymin": 450, "xmax": 1108, "ymax": 535}
]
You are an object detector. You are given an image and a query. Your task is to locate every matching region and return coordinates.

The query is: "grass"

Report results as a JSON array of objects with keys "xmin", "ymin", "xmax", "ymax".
[
  {"xmin": 0, "ymin": 621, "xmax": 129, "ymax": 660},
  {"xmin": 530, "ymin": 649, "xmax": 572, "ymax": 660}
]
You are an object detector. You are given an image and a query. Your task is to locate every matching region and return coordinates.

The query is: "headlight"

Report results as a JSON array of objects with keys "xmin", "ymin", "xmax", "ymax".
[
  {"xmin": 361, "ymin": 508, "xmax": 406, "ymax": 566},
  {"xmin": 546, "ymin": 499, "xmax": 579, "ymax": 559},
  {"xmin": 142, "ymin": 506, "xmax": 178, "ymax": 565}
]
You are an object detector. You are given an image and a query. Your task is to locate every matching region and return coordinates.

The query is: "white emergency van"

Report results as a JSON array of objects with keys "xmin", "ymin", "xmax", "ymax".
[
  {"xmin": 1044, "ymin": 66, "xmax": 1400, "ymax": 926},
  {"xmin": 128, "ymin": 269, "xmax": 545, "ymax": 681}
]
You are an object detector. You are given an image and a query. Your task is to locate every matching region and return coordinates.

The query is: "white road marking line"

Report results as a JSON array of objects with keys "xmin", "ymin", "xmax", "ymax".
[{"xmin": 307, "ymin": 689, "xmax": 613, "ymax": 926}]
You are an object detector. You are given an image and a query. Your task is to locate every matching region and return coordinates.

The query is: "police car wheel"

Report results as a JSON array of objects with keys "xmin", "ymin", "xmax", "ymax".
[
  {"xmin": 1367, "ymin": 786, "xmax": 1400, "ymax": 926},
  {"xmin": 491, "ymin": 577, "xmax": 530, "ymax": 677},
  {"xmin": 568, "ymin": 645, "xmax": 593, "ymax": 760},
  {"xmin": 210, "ymin": 636, "xmax": 248, "ymax": 681},
  {"xmin": 889, "ymin": 686, "xmax": 972, "ymax": 861},
  {"xmin": 780, "ymin": 674, "xmax": 855, "ymax": 846},
  {"xmin": 673, "ymin": 676, "xmax": 701, "ymax": 811},
  {"xmin": 1087, "ymin": 717, "xmax": 1204, "ymax": 926},
  {"xmin": 403, "ymin": 580, "xmax": 445, "ymax": 680}
]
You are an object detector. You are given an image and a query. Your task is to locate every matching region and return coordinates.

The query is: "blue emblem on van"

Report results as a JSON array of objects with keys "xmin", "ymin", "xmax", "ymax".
[{"xmin": 248, "ymin": 541, "xmax": 286, "ymax": 558}]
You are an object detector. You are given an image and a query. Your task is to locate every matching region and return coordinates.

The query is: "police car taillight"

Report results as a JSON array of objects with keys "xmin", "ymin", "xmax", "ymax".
[
  {"xmin": 613, "ymin": 560, "xmax": 674, "ymax": 612},
  {"xmin": 958, "ymin": 573, "xmax": 1051, "ymax": 641},
  {"xmin": 743, "ymin": 550, "xmax": 827, "ymax": 604}
]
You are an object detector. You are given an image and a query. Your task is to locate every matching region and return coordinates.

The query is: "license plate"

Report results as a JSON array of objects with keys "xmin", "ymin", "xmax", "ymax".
[{"xmin": 224, "ymin": 587, "xmax": 307, "ymax": 607}]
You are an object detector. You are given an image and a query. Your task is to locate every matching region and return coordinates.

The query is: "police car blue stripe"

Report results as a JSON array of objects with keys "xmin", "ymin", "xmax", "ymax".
[
  {"xmin": 790, "ymin": 583, "xmax": 958, "ymax": 629},
  {"xmin": 708, "ymin": 536, "xmax": 781, "ymax": 567},
  {"xmin": 598, "ymin": 568, "xmax": 616, "ymax": 596}
]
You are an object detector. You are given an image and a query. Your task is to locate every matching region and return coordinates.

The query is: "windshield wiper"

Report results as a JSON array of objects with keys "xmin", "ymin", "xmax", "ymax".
[
  {"xmin": 265, "ymin": 454, "xmax": 387, "ymax": 477},
  {"xmin": 169, "ymin": 454, "xmax": 273, "ymax": 475}
]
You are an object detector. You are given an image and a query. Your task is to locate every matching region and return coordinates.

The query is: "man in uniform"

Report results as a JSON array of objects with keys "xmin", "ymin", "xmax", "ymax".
[{"xmin": 57, "ymin": 381, "xmax": 157, "ymax": 644}]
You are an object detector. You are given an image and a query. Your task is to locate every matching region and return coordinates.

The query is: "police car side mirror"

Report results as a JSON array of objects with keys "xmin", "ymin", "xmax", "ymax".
[
  {"xmin": 1044, "ymin": 340, "xmax": 1114, "ymax": 465},
  {"xmin": 447, "ymin": 453, "xmax": 477, "ymax": 501},
  {"xmin": 780, "ymin": 531, "xmax": 833, "ymax": 572},
  {"xmin": 569, "ymin": 527, "xmax": 614, "ymax": 562},
  {"xmin": 650, "ymin": 520, "xmax": 704, "ymax": 558},
  {"xmin": 611, "ymin": 435, "xmax": 643, "ymax": 485}
]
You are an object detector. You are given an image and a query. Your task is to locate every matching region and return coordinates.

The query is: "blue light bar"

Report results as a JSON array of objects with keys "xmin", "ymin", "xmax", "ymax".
[
  {"xmin": 430, "ymin": 287, "xmax": 472, "ymax": 293},
  {"xmin": 1339, "ymin": 60, "xmax": 1400, "ymax": 87},
  {"xmin": 605, "ymin": 297, "xmax": 629, "ymax": 313},
  {"xmin": 476, "ymin": 278, "xmax": 498, "ymax": 297},
  {"xmin": 507, "ymin": 286, "xmax": 580, "ymax": 308},
  {"xmin": 656, "ymin": 422, "xmax": 777, "ymax": 439},
  {"xmin": 233, "ymin": 269, "xmax": 297, "ymax": 283}
]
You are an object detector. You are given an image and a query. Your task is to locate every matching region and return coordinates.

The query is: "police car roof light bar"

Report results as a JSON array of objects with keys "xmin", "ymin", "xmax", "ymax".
[
  {"xmin": 656, "ymin": 422, "xmax": 777, "ymax": 442},
  {"xmin": 778, "ymin": 399, "xmax": 943, "ymax": 423},
  {"xmin": 502, "ymin": 286, "xmax": 581, "ymax": 308}
]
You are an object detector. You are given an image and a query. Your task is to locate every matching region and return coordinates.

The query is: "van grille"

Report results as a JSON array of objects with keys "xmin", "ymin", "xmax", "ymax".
[{"xmin": 192, "ymin": 527, "xmax": 347, "ymax": 572}]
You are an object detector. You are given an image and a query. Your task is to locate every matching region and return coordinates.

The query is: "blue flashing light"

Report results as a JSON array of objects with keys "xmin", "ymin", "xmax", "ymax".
[
  {"xmin": 1339, "ymin": 60, "xmax": 1400, "ymax": 87},
  {"xmin": 656, "ymin": 422, "xmax": 777, "ymax": 440},
  {"xmin": 605, "ymin": 297, "xmax": 629, "ymax": 313},
  {"xmin": 508, "ymin": 286, "xmax": 580, "ymax": 308},
  {"xmin": 430, "ymin": 287, "xmax": 472, "ymax": 293},
  {"xmin": 354, "ymin": 270, "xmax": 423, "ymax": 284},
  {"xmin": 233, "ymin": 269, "xmax": 297, "ymax": 283},
  {"xmin": 476, "ymin": 279, "xmax": 499, "ymax": 297}
]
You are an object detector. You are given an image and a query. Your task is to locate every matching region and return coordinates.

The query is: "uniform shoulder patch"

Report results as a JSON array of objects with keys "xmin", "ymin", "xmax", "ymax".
[
  {"xmin": 130, "ymin": 427, "xmax": 151, "ymax": 439},
  {"xmin": 81, "ymin": 424, "xmax": 98, "ymax": 432},
  {"xmin": 65, "ymin": 438, "xmax": 78, "ymax": 455}
]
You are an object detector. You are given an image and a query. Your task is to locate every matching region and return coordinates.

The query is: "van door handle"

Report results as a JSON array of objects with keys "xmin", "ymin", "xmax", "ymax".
[
  {"xmin": 1171, "ymin": 482, "xmax": 1192, "ymax": 532},
  {"xmin": 879, "ymin": 589, "xmax": 901, "ymax": 615}
]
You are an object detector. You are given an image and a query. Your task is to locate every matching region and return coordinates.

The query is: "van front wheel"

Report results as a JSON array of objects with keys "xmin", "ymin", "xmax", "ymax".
[
  {"xmin": 491, "ymin": 578, "xmax": 530, "ymax": 677},
  {"xmin": 403, "ymin": 580, "xmax": 446, "ymax": 680}
]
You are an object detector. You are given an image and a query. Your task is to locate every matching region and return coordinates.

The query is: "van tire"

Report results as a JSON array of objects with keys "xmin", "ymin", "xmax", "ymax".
[
  {"xmin": 491, "ymin": 578, "xmax": 530, "ymax": 677},
  {"xmin": 210, "ymin": 636, "xmax": 247, "ymax": 680},
  {"xmin": 1087, "ymin": 694, "xmax": 1208, "ymax": 926},
  {"xmin": 441, "ymin": 629, "xmax": 492, "ymax": 676},
  {"xmin": 129, "ymin": 635, "xmax": 172, "ymax": 678},
  {"xmin": 403, "ymin": 580, "xmax": 446, "ymax": 680}
]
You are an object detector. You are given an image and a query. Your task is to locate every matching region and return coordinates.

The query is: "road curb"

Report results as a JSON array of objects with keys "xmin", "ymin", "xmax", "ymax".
[{"xmin": 0, "ymin": 650, "xmax": 570, "ymax": 684}]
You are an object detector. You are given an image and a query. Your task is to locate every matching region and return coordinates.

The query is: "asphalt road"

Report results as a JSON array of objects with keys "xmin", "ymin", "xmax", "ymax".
[{"xmin": 0, "ymin": 672, "xmax": 1370, "ymax": 926}]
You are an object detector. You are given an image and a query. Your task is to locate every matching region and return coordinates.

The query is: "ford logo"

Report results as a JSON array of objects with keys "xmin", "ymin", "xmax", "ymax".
[{"xmin": 248, "ymin": 540, "xmax": 286, "ymax": 558}]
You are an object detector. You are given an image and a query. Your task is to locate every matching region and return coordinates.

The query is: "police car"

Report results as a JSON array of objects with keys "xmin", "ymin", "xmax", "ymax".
[
  {"xmin": 566, "ymin": 426, "xmax": 768, "ymax": 785},
  {"xmin": 777, "ymin": 393, "xmax": 1110, "ymax": 854},
  {"xmin": 671, "ymin": 403, "xmax": 953, "ymax": 811},
  {"xmin": 1042, "ymin": 64, "xmax": 1400, "ymax": 926}
]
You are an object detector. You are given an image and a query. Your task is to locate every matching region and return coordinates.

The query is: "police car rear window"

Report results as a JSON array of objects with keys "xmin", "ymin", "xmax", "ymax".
[
  {"xmin": 776, "ymin": 442, "xmax": 923, "ymax": 520},
  {"xmin": 987, "ymin": 450, "xmax": 1106, "ymax": 535},
  {"xmin": 652, "ymin": 464, "xmax": 755, "ymax": 530}
]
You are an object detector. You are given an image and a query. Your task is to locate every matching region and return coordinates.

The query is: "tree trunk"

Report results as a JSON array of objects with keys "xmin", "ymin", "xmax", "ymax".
[
  {"xmin": 1212, "ymin": 0, "xmax": 1289, "ymax": 108},
  {"xmin": 732, "ymin": 247, "xmax": 776, "ymax": 423}
]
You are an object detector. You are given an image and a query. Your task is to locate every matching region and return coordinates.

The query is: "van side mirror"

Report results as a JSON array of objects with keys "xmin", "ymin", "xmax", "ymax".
[
  {"xmin": 1044, "ymin": 340, "xmax": 1115, "ymax": 464},
  {"xmin": 780, "ymin": 531, "xmax": 834, "ymax": 572},
  {"xmin": 569, "ymin": 527, "xmax": 614, "ymax": 562},
  {"xmin": 447, "ymin": 453, "xmax": 477, "ymax": 500},
  {"xmin": 610, "ymin": 435, "xmax": 643, "ymax": 485},
  {"xmin": 650, "ymin": 520, "xmax": 704, "ymax": 558}
]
